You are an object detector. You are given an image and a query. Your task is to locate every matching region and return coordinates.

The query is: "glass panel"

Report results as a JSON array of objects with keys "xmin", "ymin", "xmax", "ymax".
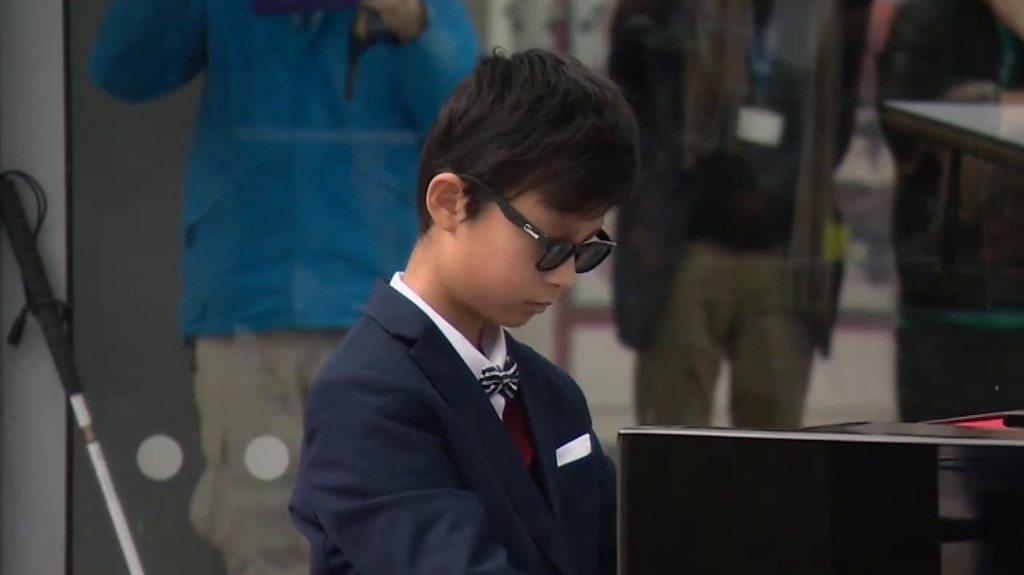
[
  {"xmin": 69, "ymin": 2, "xmax": 485, "ymax": 573},
  {"xmin": 66, "ymin": 0, "xmax": 1024, "ymax": 572}
]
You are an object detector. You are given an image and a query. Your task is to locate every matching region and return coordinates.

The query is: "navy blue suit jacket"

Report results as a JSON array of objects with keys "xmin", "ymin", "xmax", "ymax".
[{"xmin": 290, "ymin": 282, "xmax": 617, "ymax": 575}]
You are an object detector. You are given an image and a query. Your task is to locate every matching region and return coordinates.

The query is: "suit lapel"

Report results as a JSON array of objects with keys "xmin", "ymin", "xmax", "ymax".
[
  {"xmin": 513, "ymin": 345, "xmax": 578, "ymax": 575},
  {"xmin": 364, "ymin": 282, "xmax": 575, "ymax": 575},
  {"xmin": 512, "ymin": 344, "xmax": 566, "ymax": 526}
]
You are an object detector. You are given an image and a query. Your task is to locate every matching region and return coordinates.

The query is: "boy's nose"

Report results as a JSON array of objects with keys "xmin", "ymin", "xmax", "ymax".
[{"xmin": 545, "ymin": 257, "xmax": 577, "ymax": 291}]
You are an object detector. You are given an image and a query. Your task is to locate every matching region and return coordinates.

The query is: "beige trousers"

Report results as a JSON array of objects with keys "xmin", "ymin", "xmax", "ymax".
[
  {"xmin": 189, "ymin": 330, "xmax": 345, "ymax": 575},
  {"xmin": 634, "ymin": 243, "xmax": 814, "ymax": 429}
]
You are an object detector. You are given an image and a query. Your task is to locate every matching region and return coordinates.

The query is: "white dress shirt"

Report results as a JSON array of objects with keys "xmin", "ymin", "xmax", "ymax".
[{"xmin": 390, "ymin": 272, "xmax": 510, "ymax": 419}]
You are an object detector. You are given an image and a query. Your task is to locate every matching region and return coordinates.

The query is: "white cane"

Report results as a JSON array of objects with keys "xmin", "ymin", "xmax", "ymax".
[{"xmin": 1, "ymin": 172, "xmax": 146, "ymax": 575}]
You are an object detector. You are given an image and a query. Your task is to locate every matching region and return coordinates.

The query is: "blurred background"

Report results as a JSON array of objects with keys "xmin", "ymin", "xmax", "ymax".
[{"xmin": 5, "ymin": 0, "xmax": 1024, "ymax": 573}]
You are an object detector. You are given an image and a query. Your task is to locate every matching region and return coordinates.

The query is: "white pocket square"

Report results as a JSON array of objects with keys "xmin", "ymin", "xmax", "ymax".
[{"xmin": 555, "ymin": 433, "xmax": 592, "ymax": 467}]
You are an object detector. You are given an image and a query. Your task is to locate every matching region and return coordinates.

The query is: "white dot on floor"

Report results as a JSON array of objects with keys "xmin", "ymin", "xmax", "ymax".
[
  {"xmin": 136, "ymin": 434, "xmax": 183, "ymax": 481},
  {"xmin": 244, "ymin": 436, "xmax": 290, "ymax": 481}
]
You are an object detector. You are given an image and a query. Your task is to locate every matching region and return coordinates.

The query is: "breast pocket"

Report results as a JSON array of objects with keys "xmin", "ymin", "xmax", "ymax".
[{"xmin": 556, "ymin": 449, "xmax": 600, "ymax": 522}]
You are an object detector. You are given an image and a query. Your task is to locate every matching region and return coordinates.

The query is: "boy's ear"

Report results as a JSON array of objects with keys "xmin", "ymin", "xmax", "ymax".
[{"xmin": 424, "ymin": 172, "xmax": 470, "ymax": 232}]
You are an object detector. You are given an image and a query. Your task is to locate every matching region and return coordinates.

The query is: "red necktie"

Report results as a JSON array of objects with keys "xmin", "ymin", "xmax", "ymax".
[{"xmin": 502, "ymin": 397, "xmax": 534, "ymax": 468}]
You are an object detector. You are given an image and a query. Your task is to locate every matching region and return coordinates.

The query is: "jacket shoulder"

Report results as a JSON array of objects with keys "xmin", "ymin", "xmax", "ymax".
[{"xmin": 307, "ymin": 317, "xmax": 431, "ymax": 418}]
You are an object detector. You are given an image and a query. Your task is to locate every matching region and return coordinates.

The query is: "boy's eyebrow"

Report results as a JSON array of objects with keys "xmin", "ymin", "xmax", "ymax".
[
  {"xmin": 580, "ymin": 226, "xmax": 605, "ymax": 243},
  {"xmin": 549, "ymin": 224, "xmax": 602, "ymax": 244}
]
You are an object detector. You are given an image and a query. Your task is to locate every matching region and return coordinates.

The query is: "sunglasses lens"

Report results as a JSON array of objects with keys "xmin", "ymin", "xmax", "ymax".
[
  {"xmin": 536, "ymin": 242, "xmax": 576, "ymax": 271},
  {"xmin": 574, "ymin": 243, "xmax": 613, "ymax": 273}
]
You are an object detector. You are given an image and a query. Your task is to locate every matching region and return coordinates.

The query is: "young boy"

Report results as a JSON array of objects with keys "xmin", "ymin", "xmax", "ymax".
[{"xmin": 290, "ymin": 49, "xmax": 639, "ymax": 575}]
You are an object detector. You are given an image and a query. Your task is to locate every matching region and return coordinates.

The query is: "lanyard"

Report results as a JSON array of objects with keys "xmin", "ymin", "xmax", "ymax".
[
  {"xmin": 748, "ymin": 9, "xmax": 773, "ymax": 102},
  {"xmin": 999, "ymin": 24, "xmax": 1021, "ymax": 88},
  {"xmin": 291, "ymin": 10, "xmax": 325, "ymax": 32}
]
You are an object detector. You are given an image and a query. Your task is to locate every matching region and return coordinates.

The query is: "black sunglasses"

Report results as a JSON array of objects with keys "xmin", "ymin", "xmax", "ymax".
[{"xmin": 457, "ymin": 174, "xmax": 616, "ymax": 273}]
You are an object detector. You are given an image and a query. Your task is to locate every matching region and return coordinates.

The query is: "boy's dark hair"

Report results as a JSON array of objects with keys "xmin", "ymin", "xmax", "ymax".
[{"xmin": 416, "ymin": 49, "xmax": 640, "ymax": 233}]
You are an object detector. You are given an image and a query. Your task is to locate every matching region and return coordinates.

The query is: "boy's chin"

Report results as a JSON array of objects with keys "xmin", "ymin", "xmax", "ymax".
[
  {"xmin": 503, "ymin": 316, "xmax": 532, "ymax": 328},
  {"xmin": 499, "ymin": 308, "xmax": 546, "ymax": 328}
]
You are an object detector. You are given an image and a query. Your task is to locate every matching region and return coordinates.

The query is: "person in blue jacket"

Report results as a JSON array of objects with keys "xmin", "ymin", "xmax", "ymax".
[{"xmin": 90, "ymin": 1, "xmax": 479, "ymax": 573}]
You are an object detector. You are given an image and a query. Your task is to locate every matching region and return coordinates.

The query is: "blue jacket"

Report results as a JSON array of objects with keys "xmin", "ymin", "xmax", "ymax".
[
  {"xmin": 91, "ymin": 0, "xmax": 480, "ymax": 337},
  {"xmin": 290, "ymin": 282, "xmax": 618, "ymax": 575}
]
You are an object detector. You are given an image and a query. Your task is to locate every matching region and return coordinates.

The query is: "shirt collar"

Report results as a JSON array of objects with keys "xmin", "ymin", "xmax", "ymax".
[{"xmin": 389, "ymin": 272, "xmax": 507, "ymax": 380}]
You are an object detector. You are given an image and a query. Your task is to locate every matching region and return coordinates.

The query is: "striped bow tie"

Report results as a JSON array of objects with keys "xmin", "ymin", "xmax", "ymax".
[{"xmin": 479, "ymin": 357, "xmax": 520, "ymax": 400}]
